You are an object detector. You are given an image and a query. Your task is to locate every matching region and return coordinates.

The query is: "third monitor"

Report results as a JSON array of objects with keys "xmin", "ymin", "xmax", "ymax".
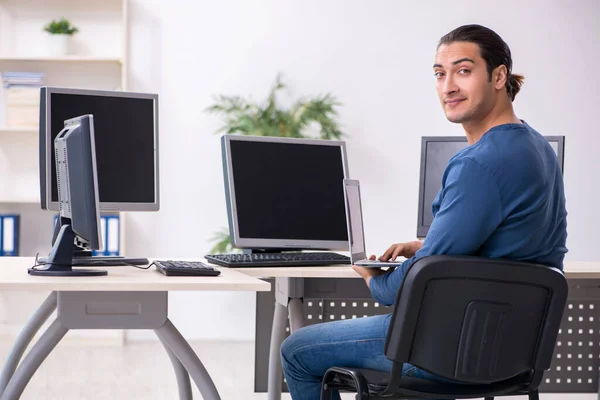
[{"xmin": 416, "ymin": 135, "xmax": 565, "ymax": 239}]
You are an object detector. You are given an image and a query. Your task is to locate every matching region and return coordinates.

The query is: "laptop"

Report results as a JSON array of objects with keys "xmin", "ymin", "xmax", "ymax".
[{"xmin": 343, "ymin": 179, "xmax": 405, "ymax": 267}]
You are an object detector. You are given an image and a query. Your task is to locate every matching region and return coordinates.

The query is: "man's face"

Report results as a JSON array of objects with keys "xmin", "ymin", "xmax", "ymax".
[{"xmin": 433, "ymin": 41, "xmax": 496, "ymax": 124}]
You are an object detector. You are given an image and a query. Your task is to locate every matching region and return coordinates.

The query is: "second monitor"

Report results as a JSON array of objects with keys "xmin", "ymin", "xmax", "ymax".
[
  {"xmin": 205, "ymin": 135, "xmax": 352, "ymax": 268},
  {"xmin": 223, "ymin": 135, "xmax": 349, "ymax": 251}
]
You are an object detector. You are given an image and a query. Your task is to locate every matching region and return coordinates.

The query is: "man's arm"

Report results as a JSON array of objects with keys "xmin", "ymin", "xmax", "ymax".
[{"xmin": 367, "ymin": 157, "xmax": 504, "ymax": 306}]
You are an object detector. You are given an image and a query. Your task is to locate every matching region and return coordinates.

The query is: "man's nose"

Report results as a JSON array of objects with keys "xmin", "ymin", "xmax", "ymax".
[{"xmin": 443, "ymin": 75, "xmax": 459, "ymax": 96}]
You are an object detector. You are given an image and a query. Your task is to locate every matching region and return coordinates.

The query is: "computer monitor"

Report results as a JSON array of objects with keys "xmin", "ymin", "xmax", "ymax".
[
  {"xmin": 416, "ymin": 135, "xmax": 565, "ymax": 239},
  {"xmin": 29, "ymin": 115, "xmax": 107, "ymax": 276},
  {"xmin": 221, "ymin": 135, "xmax": 350, "ymax": 252},
  {"xmin": 39, "ymin": 87, "xmax": 159, "ymax": 212}
]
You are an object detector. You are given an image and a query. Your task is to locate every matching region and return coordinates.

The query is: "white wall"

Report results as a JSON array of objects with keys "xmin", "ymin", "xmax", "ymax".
[{"xmin": 123, "ymin": 0, "xmax": 600, "ymax": 341}]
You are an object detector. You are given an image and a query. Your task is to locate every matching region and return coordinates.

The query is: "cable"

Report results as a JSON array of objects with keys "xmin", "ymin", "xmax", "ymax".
[
  {"xmin": 124, "ymin": 262, "xmax": 153, "ymax": 270},
  {"xmin": 28, "ymin": 253, "xmax": 154, "ymax": 272},
  {"xmin": 28, "ymin": 253, "xmax": 50, "ymax": 270}
]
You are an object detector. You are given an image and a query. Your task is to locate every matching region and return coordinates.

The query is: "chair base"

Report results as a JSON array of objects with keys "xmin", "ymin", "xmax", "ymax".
[{"xmin": 321, "ymin": 367, "xmax": 541, "ymax": 400}]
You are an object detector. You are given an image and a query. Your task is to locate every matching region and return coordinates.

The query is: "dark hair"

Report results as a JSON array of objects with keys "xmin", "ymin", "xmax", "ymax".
[{"xmin": 438, "ymin": 24, "xmax": 524, "ymax": 101}]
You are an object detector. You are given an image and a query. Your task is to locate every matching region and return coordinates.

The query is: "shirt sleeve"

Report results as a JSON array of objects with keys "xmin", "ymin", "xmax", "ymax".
[{"xmin": 368, "ymin": 157, "xmax": 504, "ymax": 306}]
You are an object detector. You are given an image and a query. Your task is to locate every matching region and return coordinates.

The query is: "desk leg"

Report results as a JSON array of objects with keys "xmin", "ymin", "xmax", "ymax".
[
  {"xmin": 288, "ymin": 298, "xmax": 305, "ymax": 333},
  {"xmin": 268, "ymin": 302, "xmax": 288, "ymax": 400},
  {"xmin": 158, "ymin": 334, "xmax": 193, "ymax": 400},
  {"xmin": 0, "ymin": 319, "xmax": 68, "ymax": 400},
  {"xmin": 267, "ymin": 277, "xmax": 305, "ymax": 400},
  {"xmin": 155, "ymin": 319, "xmax": 220, "ymax": 400},
  {"xmin": 0, "ymin": 292, "xmax": 57, "ymax": 395}
]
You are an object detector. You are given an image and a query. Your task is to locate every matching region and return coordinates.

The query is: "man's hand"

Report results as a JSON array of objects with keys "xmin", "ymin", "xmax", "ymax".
[
  {"xmin": 352, "ymin": 259, "xmax": 387, "ymax": 288},
  {"xmin": 379, "ymin": 240, "xmax": 423, "ymax": 261}
]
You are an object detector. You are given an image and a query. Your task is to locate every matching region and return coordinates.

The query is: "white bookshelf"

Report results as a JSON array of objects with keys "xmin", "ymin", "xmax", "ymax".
[
  {"xmin": 0, "ymin": 0, "xmax": 129, "ymax": 203},
  {"xmin": 0, "ymin": 0, "xmax": 130, "ymax": 249},
  {"xmin": 0, "ymin": 0, "xmax": 130, "ymax": 188},
  {"xmin": 0, "ymin": 0, "xmax": 128, "ymax": 86},
  {"xmin": 0, "ymin": 0, "xmax": 129, "ymax": 343},
  {"xmin": 0, "ymin": 130, "xmax": 39, "ymax": 203},
  {"xmin": 0, "ymin": 0, "xmax": 130, "ymax": 251}
]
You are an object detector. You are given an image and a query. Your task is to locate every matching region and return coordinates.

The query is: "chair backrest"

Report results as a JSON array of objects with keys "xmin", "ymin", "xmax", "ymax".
[{"xmin": 384, "ymin": 255, "xmax": 568, "ymax": 384}]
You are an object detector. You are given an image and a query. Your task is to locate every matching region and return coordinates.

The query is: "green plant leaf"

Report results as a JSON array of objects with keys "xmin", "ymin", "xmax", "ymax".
[
  {"xmin": 43, "ymin": 18, "xmax": 79, "ymax": 35},
  {"xmin": 208, "ymin": 228, "xmax": 236, "ymax": 254}
]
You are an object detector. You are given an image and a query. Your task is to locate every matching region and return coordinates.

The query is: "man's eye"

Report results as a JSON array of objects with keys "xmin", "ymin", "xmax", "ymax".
[
  {"xmin": 434, "ymin": 72, "xmax": 444, "ymax": 78},
  {"xmin": 458, "ymin": 69, "xmax": 470, "ymax": 75}
]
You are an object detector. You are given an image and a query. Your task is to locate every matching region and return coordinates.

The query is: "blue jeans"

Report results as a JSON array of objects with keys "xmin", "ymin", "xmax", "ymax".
[{"xmin": 280, "ymin": 313, "xmax": 455, "ymax": 400}]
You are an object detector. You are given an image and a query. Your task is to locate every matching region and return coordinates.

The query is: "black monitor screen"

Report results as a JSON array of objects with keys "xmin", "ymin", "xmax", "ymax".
[
  {"xmin": 49, "ymin": 93, "xmax": 156, "ymax": 204},
  {"xmin": 229, "ymin": 140, "xmax": 348, "ymax": 242}
]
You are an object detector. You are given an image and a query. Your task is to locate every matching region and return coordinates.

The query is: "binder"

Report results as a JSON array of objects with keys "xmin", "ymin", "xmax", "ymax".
[
  {"xmin": 91, "ymin": 215, "xmax": 119, "ymax": 256},
  {"xmin": 0, "ymin": 215, "xmax": 20, "ymax": 256},
  {"xmin": 106, "ymin": 215, "xmax": 120, "ymax": 256},
  {"xmin": 92, "ymin": 216, "xmax": 108, "ymax": 256}
]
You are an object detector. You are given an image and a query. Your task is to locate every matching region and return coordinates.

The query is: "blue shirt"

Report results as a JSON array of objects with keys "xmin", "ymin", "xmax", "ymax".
[{"xmin": 369, "ymin": 121, "xmax": 568, "ymax": 306}]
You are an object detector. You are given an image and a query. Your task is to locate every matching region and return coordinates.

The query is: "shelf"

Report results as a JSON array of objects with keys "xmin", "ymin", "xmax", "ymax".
[
  {"xmin": 0, "ymin": 0, "xmax": 123, "ymax": 13},
  {"xmin": 0, "ymin": 56, "xmax": 122, "ymax": 63},
  {"xmin": 0, "ymin": 127, "xmax": 37, "ymax": 134}
]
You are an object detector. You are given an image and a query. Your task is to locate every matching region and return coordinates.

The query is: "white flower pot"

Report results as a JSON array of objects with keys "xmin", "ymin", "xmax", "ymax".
[{"xmin": 47, "ymin": 34, "xmax": 70, "ymax": 56}]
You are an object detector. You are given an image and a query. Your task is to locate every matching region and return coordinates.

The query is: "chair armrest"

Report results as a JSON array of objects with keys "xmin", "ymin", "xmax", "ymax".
[{"xmin": 322, "ymin": 367, "xmax": 370, "ymax": 399}]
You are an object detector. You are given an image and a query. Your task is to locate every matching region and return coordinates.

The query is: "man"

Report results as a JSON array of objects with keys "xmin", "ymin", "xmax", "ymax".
[{"xmin": 280, "ymin": 24, "xmax": 568, "ymax": 400}]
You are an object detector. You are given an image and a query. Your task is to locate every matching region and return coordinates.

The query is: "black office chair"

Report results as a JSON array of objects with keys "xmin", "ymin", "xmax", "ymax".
[{"xmin": 321, "ymin": 255, "xmax": 568, "ymax": 400}]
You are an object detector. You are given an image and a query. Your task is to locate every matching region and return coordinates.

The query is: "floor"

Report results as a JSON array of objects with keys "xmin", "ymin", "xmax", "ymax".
[{"xmin": 0, "ymin": 339, "xmax": 597, "ymax": 400}]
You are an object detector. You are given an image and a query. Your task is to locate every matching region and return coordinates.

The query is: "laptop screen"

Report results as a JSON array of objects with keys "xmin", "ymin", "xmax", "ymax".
[{"xmin": 344, "ymin": 181, "xmax": 367, "ymax": 262}]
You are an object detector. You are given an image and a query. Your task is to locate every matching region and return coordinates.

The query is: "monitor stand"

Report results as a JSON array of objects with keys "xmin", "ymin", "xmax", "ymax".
[
  {"xmin": 28, "ymin": 224, "xmax": 108, "ymax": 276},
  {"xmin": 38, "ymin": 249, "xmax": 149, "ymax": 266},
  {"xmin": 37, "ymin": 218, "xmax": 149, "ymax": 266}
]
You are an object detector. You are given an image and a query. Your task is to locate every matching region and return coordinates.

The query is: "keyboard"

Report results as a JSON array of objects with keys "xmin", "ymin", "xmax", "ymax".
[
  {"xmin": 153, "ymin": 260, "xmax": 221, "ymax": 276},
  {"xmin": 205, "ymin": 252, "xmax": 351, "ymax": 268}
]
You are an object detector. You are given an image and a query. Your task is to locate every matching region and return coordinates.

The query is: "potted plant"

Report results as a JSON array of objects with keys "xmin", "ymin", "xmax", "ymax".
[
  {"xmin": 43, "ymin": 18, "xmax": 79, "ymax": 56},
  {"xmin": 206, "ymin": 75, "xmax": 345, "ymax": 253}
]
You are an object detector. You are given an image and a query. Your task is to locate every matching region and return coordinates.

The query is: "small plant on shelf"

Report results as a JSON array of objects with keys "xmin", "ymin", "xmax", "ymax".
[
  {"xmin": 43, "ymin": 18, "xmax": 79, "ymax": 35},
  {"xmin": 43, "ymin": 18, "xmax": 79, "ymax": 56}
]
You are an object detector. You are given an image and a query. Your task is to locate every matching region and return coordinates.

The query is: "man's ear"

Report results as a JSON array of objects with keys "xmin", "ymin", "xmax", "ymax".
[{"xmin": 493, "ymin": 65, "xmax": 508, "ymax": 90}]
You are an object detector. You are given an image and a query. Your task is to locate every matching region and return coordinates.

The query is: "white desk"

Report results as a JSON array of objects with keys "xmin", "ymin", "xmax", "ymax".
[
  {"xmin": 563, "ymin": 262, "xmax": 600, "ymax": 279},
  {"xmin": 234, "ymin": 266, "xmax": 360, "ymax": 279},
  {"xmin": 234, "ymin": 261, "xmax": 600, "ymax": 400},
  {"xmin": 0, "ymin": 257, "xmax": 270, "ymax": 400},
  {"xmin": 236, "ymin": 261, "xmax": 600, "ymax": 279}
]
